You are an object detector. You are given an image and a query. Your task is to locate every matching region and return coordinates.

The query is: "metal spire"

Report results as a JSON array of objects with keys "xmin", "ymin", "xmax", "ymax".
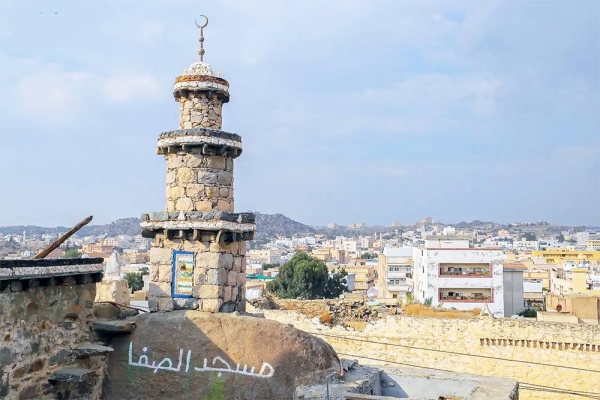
[{"xmin": 195, "ymin": 15, "xmax": 209, "ymax": 62}]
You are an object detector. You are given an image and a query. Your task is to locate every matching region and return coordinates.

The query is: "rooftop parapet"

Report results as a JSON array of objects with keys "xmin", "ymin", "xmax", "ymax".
[{"xmin": 0, "ymin": 258, "xmax": 104, "ymax": 292}]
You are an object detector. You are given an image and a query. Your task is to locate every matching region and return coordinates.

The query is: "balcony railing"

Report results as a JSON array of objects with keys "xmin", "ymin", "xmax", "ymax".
[
  {"xmin": 438, "ymin": 263, "xmax": 491, "ymax": 278},
  {"xmin": 439, "ymin": 289, "xmax": 493, "ymax": 303}
]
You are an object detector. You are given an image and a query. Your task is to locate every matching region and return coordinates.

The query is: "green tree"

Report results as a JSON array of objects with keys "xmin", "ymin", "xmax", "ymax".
[
  {"xmin": 124, "ymin": 272, "xmax": 144, "ymax": 292},
  {"xmin": 324, "ymin": 268, "xmax": 348, "ymax": 299},
  {"xmin": 517, "ymin": 308, "xmax": 537, "ymax": 318},
  {"xmin": 266, "ymin": 252, "xmax": 328, "ymax": 299},
  {"xmin": 556, "ymin": 233, "xmax": 565, "ymax": 243},
  {"xmin": 139, "ymin": 267, "xmax": 149, "ymax": 276},
  {"xmin": 360, "ymin": 253, "xmax": 376, "ymax": 259},
  {"xmin": 521, "ymin": 232, "xmax": 537, "ymax": 241},
  {"xmin": 262, "ymin": 263, "xmax": 279, "ymax": 270},
  {"xmin": 63, "ymin": 249, "xmax": 82, "ymax": 259}
]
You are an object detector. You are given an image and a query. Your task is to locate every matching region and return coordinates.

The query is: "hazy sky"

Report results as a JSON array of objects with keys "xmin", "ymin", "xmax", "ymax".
[{"xmin": 0, "ymin": 0, "xmax": 598, "ymax": 227}]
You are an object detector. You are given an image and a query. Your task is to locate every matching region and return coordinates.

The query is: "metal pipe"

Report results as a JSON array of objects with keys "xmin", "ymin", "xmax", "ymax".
[{"xmin": 325, "ymin": 372, "xmax": 339, "ymax": 400}]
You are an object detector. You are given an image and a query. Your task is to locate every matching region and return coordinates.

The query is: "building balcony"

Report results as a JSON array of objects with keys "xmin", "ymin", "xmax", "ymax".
[
  {"xmin": 387, "ymin": 284, "xmax": 412, "ymax": 293},
  {"xmin": 438, "ymin": 263, "xmax": 491, "ymax": 278},
  {"xmin": 388, "ymin": 265, "xmax": 412, "ymax": 273},
  {"xmin": 438, "ymin": 288, "xmax": 493, "ymax": 303},
  {"xmin": 387, "ymin": 277, "xmax": 412, "ymax": 285},
  {"xmin": 388, "ymin": 271, "xmax": 412, "ymax": 279},
  {"xmin": 523, "ymin": 281, "xmax": 543, "ymax": 293}
]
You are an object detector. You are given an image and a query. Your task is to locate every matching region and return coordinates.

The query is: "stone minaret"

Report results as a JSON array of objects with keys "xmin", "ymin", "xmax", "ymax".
[{"xmin": 141, "ymin": 16, "xmax": 255, "ymax": 313}]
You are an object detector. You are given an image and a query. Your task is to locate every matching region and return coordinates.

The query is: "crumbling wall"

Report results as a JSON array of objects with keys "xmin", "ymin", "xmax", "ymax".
[
  {"xmin": 274, "ymin": 299, "xmax": 330, "ymax": 317},
  {"xmin": 255, "ymin": 308, "xmax": 600, "ymax": 400},
  {"xmin": 0, "ymin": 278, "xmax": 104, "ymax": 399}
]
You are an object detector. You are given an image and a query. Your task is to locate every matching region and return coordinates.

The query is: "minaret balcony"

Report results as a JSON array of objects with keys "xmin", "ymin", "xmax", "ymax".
[
  {"xmin": 156, "ymin": 128, "xmax": 242, "ymax": 158},
  {"xmin": 173, "ymin": 75, "xmax": 230, "ymax": 102},
  {"xmin": 140, "ymin": 211, "xmax": 256, "ymax": 241}
]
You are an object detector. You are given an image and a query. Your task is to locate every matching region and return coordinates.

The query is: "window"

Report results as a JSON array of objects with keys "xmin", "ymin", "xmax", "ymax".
[{"xmin": 387, "ymin": 278, "xmax": 406, "ymax": 285}]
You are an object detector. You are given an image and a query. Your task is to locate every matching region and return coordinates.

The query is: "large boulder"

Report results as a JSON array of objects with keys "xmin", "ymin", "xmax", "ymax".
[{"xmin": 102, "ymin": 310, "xmax": 342, "ymax": 399}]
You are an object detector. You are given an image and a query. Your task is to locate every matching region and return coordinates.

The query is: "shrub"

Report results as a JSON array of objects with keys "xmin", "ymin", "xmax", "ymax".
[
  {"xmin": 517, "ymin": 308, "xmax": 537, "ymax": 318},
  {"xmin": 319, "ymin": 312, "xmax": 333, "ymax": 324}
]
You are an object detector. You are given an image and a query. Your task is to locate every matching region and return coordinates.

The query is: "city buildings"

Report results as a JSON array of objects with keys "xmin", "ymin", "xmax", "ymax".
[
  {"xmin": 247, "ymin": 249, "xmax": 283, "ymax": 265},
  {"xmin": 413, "ymin": 236, "xmax": 506, "ymax": 316},
  {"xmin": 532, "ymin": 249, "xmax": 600, "ymax": 263},
  {"xmin": 377, "ymin": 247, "xmax": 413, "ymax": 302},
  {"xmin": 336, "ymin": 261, "xmax": 375, "ymax": 292}
]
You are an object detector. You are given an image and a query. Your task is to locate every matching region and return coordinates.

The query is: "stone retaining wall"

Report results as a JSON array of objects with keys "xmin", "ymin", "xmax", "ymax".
[
  {"xmin": 254, "ymin": 308, "xmax": 600, "ymax": 400},
  {"xmin": 0, "ymin": 270, "xmax": 104, "ymax": 399}
]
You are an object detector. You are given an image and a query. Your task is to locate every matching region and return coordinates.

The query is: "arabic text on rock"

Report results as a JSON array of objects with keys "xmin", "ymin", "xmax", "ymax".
[{"xmin": 127, "ymin": 342, "xmax": 275, "ymax": 378}]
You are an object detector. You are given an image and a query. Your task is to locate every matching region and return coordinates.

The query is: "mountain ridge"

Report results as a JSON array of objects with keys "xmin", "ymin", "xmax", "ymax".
[{"xmin": 0, "ymin": 214, "xmax": 316, "ymax": 239}]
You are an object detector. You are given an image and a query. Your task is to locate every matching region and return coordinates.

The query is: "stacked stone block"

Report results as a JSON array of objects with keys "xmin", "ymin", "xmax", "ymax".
[
  {"xmin": 148, "ymin": 235, "xmax": 247, "ymax": 312},
  {"xmin": 142, "ymin": 55, "xmax": 254, "ymax": 313},
  {"xmin": 178, "ymin": 92, "xmax": 223, "ymax": 130},
  {"xmin": 166, "ymin": 152, "xmax": 234, "ymax": 213}
]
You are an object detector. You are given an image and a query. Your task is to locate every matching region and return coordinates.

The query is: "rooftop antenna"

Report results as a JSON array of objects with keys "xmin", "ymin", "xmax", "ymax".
[{"xmin": 195, "ymin": 15, "xmax": 209, "ymax": 62}]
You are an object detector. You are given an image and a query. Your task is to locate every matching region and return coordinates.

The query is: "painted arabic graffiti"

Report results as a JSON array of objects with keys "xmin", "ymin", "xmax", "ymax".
[{"xmin": 127, "ymin": 342, "xmax": 275, "ymax": 378}]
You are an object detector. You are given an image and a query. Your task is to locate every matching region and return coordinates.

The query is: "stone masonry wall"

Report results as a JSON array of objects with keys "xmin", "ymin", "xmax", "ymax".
[
  {"xmin": 149, "ymin": 236, "xmax": 247, "ymax": 313},
  {"xmin": 255, "ymin": 309, "xmax": 600, "ymax": 400},
  {"xmin": 0, "ymin": 280, "xmax": 103, "ymax": 399},
  {"xmin": 178, "ymin": 92, "xmax": 223, "ymax": 130},
  {"xmin": 166, "ymin": 152, "xmax": 234, "ymax": 213}
]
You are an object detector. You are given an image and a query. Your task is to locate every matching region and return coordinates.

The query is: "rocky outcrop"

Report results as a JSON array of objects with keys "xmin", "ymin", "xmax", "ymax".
[{"xmin": 102, "ymin": 310, "xmax": 342, "ymax": 399}]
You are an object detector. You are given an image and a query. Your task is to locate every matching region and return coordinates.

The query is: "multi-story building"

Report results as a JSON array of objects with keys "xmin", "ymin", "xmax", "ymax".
[
  {"xmin": 532, "ymin": 249, "xmax": 600, "ymax": 264},
  {"xmin": 247, "ymin": 249, "xmax": 282, "ymax": 265},
  {"xmin": 124, "ymin": 252, "xmax": 150, "ymax": 265},
  {"xmin": 359, "ymin": 237, "xmax": 373, "ymax": 250},
  {"xmin": 377, "ymin": 247, "xmax": 413, "ymax": 302},
  {"xmin": 311, "ymin": 248, "xmax": 346, "ymax": 264},
  {"xmin": 338, "ymin": 261, "xmax": 375, "ymax": 291},
  {"xmin": 586, "ymin": 240, "xmax": 600, "ymax": 250},
  {"xmin": 82, "ymin": 240, "xmax": 114, "ymax": 258},
  {"xmin": 413, "ymin": 236, "xmax": 506, "ymax": 316},
  {"xmin": 550, "ymin": 262, "xmax": 600, "ymax": 297}
]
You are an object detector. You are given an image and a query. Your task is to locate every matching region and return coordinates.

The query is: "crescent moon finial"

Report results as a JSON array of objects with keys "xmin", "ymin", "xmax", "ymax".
[
  {"xmin": 195, "ymin": 15, "xmax": 209, "ymax": 29},
  {"xmin": 195, "ymin": 15, "xmax": 209, "ymax": 61}
]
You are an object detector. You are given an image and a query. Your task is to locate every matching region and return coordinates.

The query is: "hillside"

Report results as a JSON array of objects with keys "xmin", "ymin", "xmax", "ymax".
[
  {"xmin": 254, "ymin": 212, "xmax": 315, "ymax": 239},
  {"xmin": 0, "ymin": 214, "xmax": 314, "ymax": 239},
  {"xmin": 0, "ymin": 217, "xmax": 142, "ymax": 237}
]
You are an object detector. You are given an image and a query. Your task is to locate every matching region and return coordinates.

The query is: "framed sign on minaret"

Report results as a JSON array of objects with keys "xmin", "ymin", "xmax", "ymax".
[{"xmin": 141, "ymin": 15, "xmax": 256, "ymax": 313}]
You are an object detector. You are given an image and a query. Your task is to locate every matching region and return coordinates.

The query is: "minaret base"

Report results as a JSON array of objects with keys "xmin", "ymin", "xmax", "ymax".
[{"xmin": 142, "ymin": 212, "xmax": 254, "ymax": 313}]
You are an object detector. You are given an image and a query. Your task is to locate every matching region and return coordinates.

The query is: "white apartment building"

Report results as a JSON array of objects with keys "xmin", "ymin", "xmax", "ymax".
[
  {"xmin": 360, "ymin": 237, "xmax": 373, "ymax": 250},
  {"xmin": 413, "ymin": 237, "xmax": 506, "ymax": 316},
  {"xmin": 377, "ymin": 247, "xmax": 414, "ymax": 301}
]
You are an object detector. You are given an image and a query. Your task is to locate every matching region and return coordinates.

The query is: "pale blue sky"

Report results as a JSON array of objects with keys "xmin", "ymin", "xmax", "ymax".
[{"xmin": 0, "ymin": 0, "xmax": 598, "ymax": 227}]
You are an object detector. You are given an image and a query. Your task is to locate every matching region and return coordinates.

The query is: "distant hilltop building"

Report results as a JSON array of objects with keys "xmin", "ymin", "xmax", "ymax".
[
  {"xmin": 348, "ymin": 222, "xmax": 366, "ymax": 229},
  {"xmin": 140, "ymin": 17, "xmax": 255, "ymax": 313}
]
